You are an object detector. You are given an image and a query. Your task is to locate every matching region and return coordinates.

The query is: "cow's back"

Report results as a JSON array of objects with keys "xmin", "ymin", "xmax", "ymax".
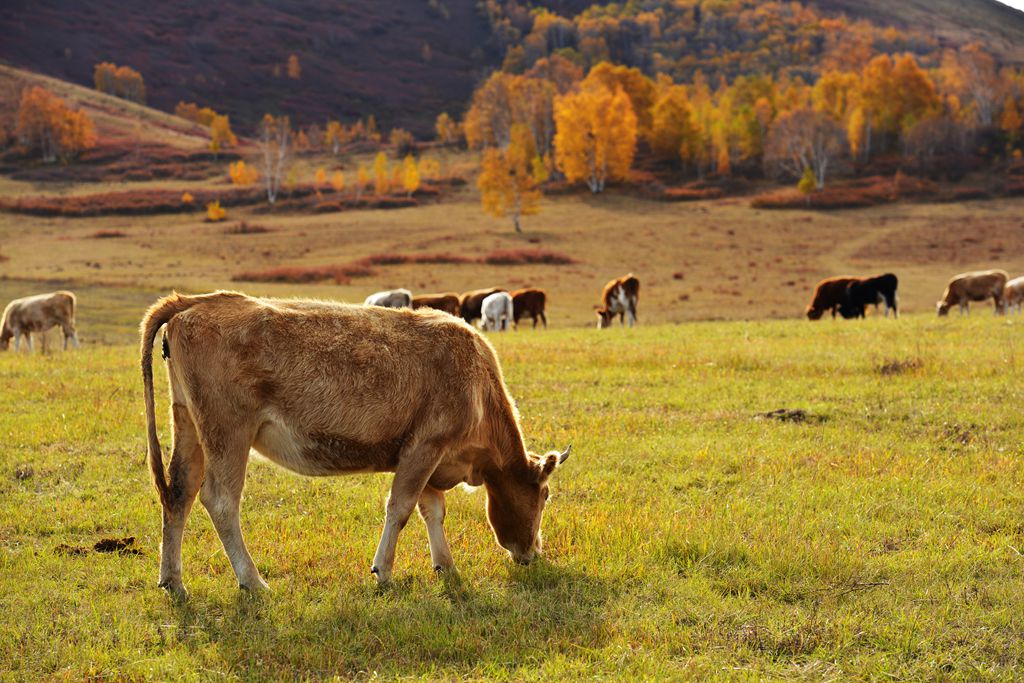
[{"xmin": 166, "ymin": 297, "xmax": 496, "ymax": 445}]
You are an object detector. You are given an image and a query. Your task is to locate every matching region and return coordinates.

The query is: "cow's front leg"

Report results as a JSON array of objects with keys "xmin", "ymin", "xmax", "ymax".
[
  {"xmin": 372, "ymin": 450, "xmax": 439, "ymax": 583},
  {"xmin": 418, "ymin": 486, "xmax": 455, "ymax": 572}
]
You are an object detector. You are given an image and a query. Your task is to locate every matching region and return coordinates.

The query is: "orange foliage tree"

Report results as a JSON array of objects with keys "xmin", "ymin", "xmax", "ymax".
[
  {"xmin": 94, "ymin": 62, "xmax": 145, "ymax": 103},
  {"xmin": 15, "ymin": 86, "xmax": 96, "ymax": 162},
  {"xmin": 209, "ymin": 114, "xmax": 237, "ymax": 157}
]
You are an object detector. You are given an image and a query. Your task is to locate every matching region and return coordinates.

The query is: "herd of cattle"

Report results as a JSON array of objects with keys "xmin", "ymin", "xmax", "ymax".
[
  {"xmin": 805, "ymin": 268, "xmax": 1018, "ymax": 320},
  {"xmin": 1, "ymin": 269, "xmax": 1021, "ymax": 354},
  {"xmin": 364, "ymin": 272, "xmax": 640, "ymax": 331}
]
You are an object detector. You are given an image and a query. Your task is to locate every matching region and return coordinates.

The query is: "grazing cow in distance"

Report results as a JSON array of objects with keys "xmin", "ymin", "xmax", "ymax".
[
  {"xmin": 1001, "ymin": 276, "xmax": 1024, "ymax": 313},
  {"xmin": 839, "ymin": 273, "xmax": 899, "ymax": 319},
  {"xmin": 511, "ymin": 288, "xmax": 547, "ymax": 329},
  {"xmin": 412, "ymin": 292, "xmax": 461, "ymax": 317},
  {"xmin": 937, "ymin": 269, "xmax": 1007, "ymax": 316},
  {"xmin": 460, "ymin": 287, "xmax": 505, "ymax": 324},
  {"xmin": 595, "ymin": 274, "xmax": 639, "ymax": 328},
  {"xmin": 364, "ymin": 288, "xmax": 412, "ymax": 308},
  {"xmin": 481, "ymin": 292, "xmax": 514, "ymax": 332},
  {"xmin": 1, "ymin": 290, "xmax": 79, "ymax": 352},
  {"xmin": 140, "ymin": 291, "xmax": 570, "ymax": 597},
  {"xmin": 806, "ymin": 277, "xmax": 860, "ymax": 320}
]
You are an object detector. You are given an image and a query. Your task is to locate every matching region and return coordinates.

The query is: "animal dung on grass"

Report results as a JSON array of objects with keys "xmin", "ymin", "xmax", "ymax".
[{"xmin": 754, "ymin": 408, "xmax": 825, "ymax": 424}]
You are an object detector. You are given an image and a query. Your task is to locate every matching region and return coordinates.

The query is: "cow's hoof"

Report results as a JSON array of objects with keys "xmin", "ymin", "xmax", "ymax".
[
  {"xmin": 239, "ymin": 578, "xmax": 270, "ymax": 592},
  {"xmin": 158, "ymin": 580, "xmax": 188, "ymax": 601},
  {"xmin": 371, "ymin": 566, "xmax": 392, "ymax": 584}
]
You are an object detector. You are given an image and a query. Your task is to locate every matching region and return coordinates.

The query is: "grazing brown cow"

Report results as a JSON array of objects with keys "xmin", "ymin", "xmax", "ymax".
[
  {"xmin": 412, "ymin": 292, "xmax": 461, "ymax": 316},
  {"xmin": 595, "ymin": 274, "xmax": 639, "ymax": 328},
  {"xmin": 0, "ymin": 290, "xmax": 79, "ymax": 352},
  {"xmin": 459, "ymin": 287, "xmax": 506, "ymax": 324},
  {"xmin": 936, "ymin": 269, "xmax": 1007, "ymax": 316},
  {"xmin": 806, "ymin": 277, "xmax": 860, "ymax": 320},
  {"xmin": 141, "ymin": 291, "xmax": 568, "ymax": 597},
  {"xmin": 511, "ymin": 288, "xmax": 547, "ymax": 329}
]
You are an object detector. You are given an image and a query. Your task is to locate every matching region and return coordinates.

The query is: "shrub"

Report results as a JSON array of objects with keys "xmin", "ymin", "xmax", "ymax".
[
  {"xmin": 232, "ymin": 263, "xmax": 376, "ymax": 285},
  {"xmin": 90, "ymin": 230, "xmax": 126, "ymax": 239},
  {"xmin": 206, "ymin": 200, "xmax": 226, "ymax": 221}
]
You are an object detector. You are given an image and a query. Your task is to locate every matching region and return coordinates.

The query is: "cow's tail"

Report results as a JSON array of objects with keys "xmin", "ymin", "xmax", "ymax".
[{"xmin": 140, "ymin": 292, "xmax": 204, "ymax": 508}]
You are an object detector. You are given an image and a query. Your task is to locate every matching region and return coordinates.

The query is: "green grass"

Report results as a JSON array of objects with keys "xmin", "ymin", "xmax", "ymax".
[{"xmin": 3, "ymin": 314, "xmax": 1024, "ymax": 680}]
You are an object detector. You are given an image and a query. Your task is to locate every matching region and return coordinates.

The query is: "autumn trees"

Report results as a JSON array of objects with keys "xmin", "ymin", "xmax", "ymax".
[
  {"xmin": 15, "ymin": 86, "xmax": 96, "ymax": 162},
  {"xmin": 258, "ymin": 114, "xmax": 290, "ymax": 204},
  {"xmin": 93, "ymin": 62, "xmax": 145, "ymax": 103},
  {"xmin": 554, "ymin": 79, "xmax": 637, "ymax": 193},
  {"xmin": 478, "ymin": 124, "xmax": 545, "ymax": 232}
]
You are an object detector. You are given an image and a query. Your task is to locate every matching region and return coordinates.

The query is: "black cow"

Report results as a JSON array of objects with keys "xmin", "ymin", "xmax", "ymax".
[{"xmin": 839, "ymin": 273, "xmax": 898, "ymax": 319}]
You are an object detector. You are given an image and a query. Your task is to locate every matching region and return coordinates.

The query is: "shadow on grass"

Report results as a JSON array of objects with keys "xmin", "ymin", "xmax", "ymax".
[{"xmin": 166, "ymin": 559, "xmax": 617, "ymax": 678}]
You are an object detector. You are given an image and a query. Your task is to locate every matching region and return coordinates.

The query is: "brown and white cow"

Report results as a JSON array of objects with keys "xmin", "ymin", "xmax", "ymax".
[
  {"xmin": 595, "ymin": 274, "xmax": 639, "ymax": 328},
  {"xmin": 936, "ymin": 269, "xmax": 1007, "ymax": 316},
  {"xmin": 141, "ymin": 291, "xmax": 568, "ymax": 597},
  {"xmin": 511, "ymin": 288, "xmax": 547, "ymax": 329},
  {"xmin": 0, "ymin": 290, "xmax": 79, "ymax": 352},
  {"xmin": 412, "ymin": 292, "xmax": 461, "ymax": 317},
  {"xmin": 459, "ymin": 287, "xmax": 506, "ymax": 325}
]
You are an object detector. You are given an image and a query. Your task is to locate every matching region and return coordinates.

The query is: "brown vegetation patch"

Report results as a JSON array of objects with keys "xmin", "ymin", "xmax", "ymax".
[
  {"xmin": 481, "ymin": 249, "xmax": 576, "ymax": 266},
  {"xmin": 877, "ymin": 358, "xmax": 924, "ymax": 376},
  {"xmin": 233, "ymin": 263, "xmax": 377, "ymax": 285},
  {"xmin": 754, "ymin": 408, "xmax": 825, "ymax": 424},
  {"xmin": 360, "ymin": 252, "xmax": 473, "ymax": 266},
  {"xmin": 89, "ymin": 229, "xmax": 127, "ymax": 239},
  {"xmin": 661, "ymin": 186, "xmax": 725, "ymax": 202},
  {"xmin": 225, "ymin": 221, "xmax": 271, "ymax": 235}
]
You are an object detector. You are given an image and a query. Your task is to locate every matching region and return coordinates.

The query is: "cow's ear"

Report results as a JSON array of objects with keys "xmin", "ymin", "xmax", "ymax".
[{"xmin": 539, "ymin": 453, "xmax": 558, "ymax": 480}]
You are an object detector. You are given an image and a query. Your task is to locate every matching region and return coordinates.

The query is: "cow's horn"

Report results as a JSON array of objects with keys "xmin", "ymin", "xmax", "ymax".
[{"xmin": 558, "ymin": 444, "xmax": 571, "ymax": 465}]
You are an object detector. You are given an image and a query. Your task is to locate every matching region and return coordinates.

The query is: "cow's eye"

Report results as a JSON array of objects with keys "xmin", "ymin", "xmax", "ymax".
[{"xmin": 543, "ymin": 487, "xmax": 550, "ymax": 501}]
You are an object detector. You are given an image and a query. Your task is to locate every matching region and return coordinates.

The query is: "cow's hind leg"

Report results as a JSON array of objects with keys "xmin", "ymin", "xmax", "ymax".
[
  {"xmin": 198, "ymin": 430, "xmax": 267, "ymax": 591},
  {"xmin": 418, "ymin": 486, "xmax": 455, "ymax": 572},
  {"xmin": 159, "ymin": 404, "xmax": 206, "ymax": 598},
  {"xmin": 372, "ymin": 437, "xmax": 442, "ymax": 583}
]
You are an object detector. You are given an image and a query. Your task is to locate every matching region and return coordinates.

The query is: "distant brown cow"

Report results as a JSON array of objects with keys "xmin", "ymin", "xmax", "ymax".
[
  {"xmin": 511, "ymin": 288, "xmax": 547, "ymax": 329},
  {"xmin": 0, "ymin": 290, "xmax": 79, "ymax": 352},
  {"xmin": 412, "ymin": 292, "xmax": 461, "ymax": 316},
  {"xmin": 937, "ymin": 269, "xmax": 1007, "ymax": 316},
  {"xmin": 460, "ymin": 287, "xmax": 506, "ymax": 324},
  {"xmin": 140, "ymin": 291, "xmax": 569, "ymax": 597},
  {"xmin": 595, "ymin": 274, "xmax": 639, "ymax": 328},
  {"xmin": 806, "ymin": 277, "xmax": 859, "ymax": 320}
]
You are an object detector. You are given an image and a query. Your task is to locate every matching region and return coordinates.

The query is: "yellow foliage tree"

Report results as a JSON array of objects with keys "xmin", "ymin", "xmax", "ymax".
[
  {"xmin": 325, "ymin": 120, "xmax": 345, "ymax": 154},
  {"xmin": 419, "ymin": 156, "xmax": 441, "ymax": 181},
  {"xmin": 553, "ymin": 82, "xmax": 637, "ymax": 193},
  {"xmin": 330, "ymin": 170, "xmax": 345, "ymax": 193},
  {"xmin": 181, "ymin": 191, "xmax": 194, "ymax": 204},
  {"xmin": 478, "ymin": 124, "xmax": 543, "ymax": 232},
  {"xmin": 649, "ymin": 84, "xmax": 700, "ymax": 164},
  {"xmin": 402, "ymin": 155, "xmax": 420, "ymax": 197},
  {"xmin": 373, "ymin": 152, "xmax": 389, "ymax": 195},
  {"xmin": 229, "ymin": 160, "xmax": 258, "ymax": 186},
  {"xmin": 356, "ymin": 165, "xmax": 369, "ymax": 200},
  {"xmin": 435, "ymin": 112, "xmax": 458, "ymax": 145},
  {"xmin": 1001, "ymin": 96, "xmax": 1022, "ymax": 149},
  {"xmin": 209, "ymin": 114, "xmax": 237, "ymax": 157},
  {"xmin": 314, "ymin": 166, "xmax": 327, "ymax": 187}
]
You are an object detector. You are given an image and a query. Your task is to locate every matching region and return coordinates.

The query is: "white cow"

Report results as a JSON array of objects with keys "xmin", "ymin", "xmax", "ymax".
[
  {"xmin": 364, "ymin": 288, "xmax": 412, "ymax": 308},
  {"xmin": 1, "ymin": 290, "xmax": 79, "ymax": 352},
  {"xmin": 480, "ymin": 292, "xmax": 513, "ymax": 332},
  {"xmin": 1002, "ymin": 276, "xmax": 1024, "ymax": 313}
]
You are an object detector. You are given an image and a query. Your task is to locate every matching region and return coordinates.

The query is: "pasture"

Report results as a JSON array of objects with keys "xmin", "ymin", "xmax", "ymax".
[{"xmin": 4, "ymin": 314, "xmax": 1024, "ymax": 680}]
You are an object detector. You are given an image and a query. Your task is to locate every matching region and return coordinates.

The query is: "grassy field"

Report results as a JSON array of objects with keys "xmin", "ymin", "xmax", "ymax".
[{"xmin": 3, "ymin": 314, "xmax": 1024, "ymax": 680}]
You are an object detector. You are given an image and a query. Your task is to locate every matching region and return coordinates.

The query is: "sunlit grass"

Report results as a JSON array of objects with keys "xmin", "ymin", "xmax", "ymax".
[{"xmin": 2, "ymin": 314, "xmax": 1024, "ymax": 679}]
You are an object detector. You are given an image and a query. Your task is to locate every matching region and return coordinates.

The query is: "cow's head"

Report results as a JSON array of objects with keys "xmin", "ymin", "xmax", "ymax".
[
  {"xmin": 485, "ymin": 445, "xmax": 570, "ymax": 565},
  {"xmin": 595, "ymin": 307, "xmax": 614, "ymax": 328},
  {"xmin": 936, "ymin": 301, "xmax": 951, "ymax": 316},
  {"xmin": 805, "ymin": 306, "xmax": 824, "ymax": 320}
]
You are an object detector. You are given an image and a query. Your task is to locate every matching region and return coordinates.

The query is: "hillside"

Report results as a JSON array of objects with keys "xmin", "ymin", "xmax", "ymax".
[
  {"xmin": 3, "ymin": 0, "xmax": 1024, "ymax": 135},
  {"xmin": 816, "ymin": 0, "xmax": 1024, "ymax": 64},
  {"xmin": 0, "ymin": 0, "xmax": 498, "ymax": 136}
]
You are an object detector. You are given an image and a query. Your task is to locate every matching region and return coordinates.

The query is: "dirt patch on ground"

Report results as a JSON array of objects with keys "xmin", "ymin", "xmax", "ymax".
[
  {"xmin": 55, "ymin": 536, "xmax": 141, "ymax": 557},
  {"xmin": 754, "ymin": 408, "xmax": 825, "ymax": 424}
]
